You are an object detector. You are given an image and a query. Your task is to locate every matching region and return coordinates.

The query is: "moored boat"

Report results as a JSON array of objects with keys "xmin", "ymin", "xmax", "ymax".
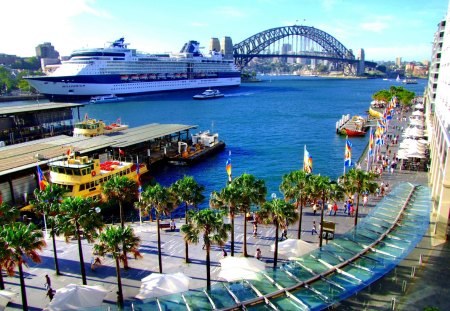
[
  {"xmin": 193, "ymin": 89, "xmax": 224, "ymax": 100},
  {"xmin": 342, "ymin": 128, "xmax": 367, "ymax": 136},
  {"xmin": 89, "ymin": 94, "xmax": 123, "ymax": 104},
  {"xmin": 48, "ymin": 154, "xmax": 148, "ymax": 200},
  {"xmin": 73, "ymin": 117, "xmax": 128, "ymax": 137}
]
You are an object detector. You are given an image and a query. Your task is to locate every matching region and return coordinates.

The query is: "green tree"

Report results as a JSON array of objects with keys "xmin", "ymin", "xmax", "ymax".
[
  {"xmin": 258, "ymin": 197, "xmax": 298, "ymax": 268},
  {"xmin": 31, "ymin": 184, "xmax": 68, "ymax": 275},
  {"xmin": 102, "ymin": 176, "xmax": 138, "ymax": 269},
  {"xmin": 0, "ymin": 223, "xmax": 45, "ymax": 311},
  {"xmin": 210, "ymin": 183, "xmax": 241, "ymax": 256},
  {"xmin": 342, "ymin": 168, "xmax": 378, "ymax": 226},
  {"xmin": 140, "ymin": 183, "xmax": 175, "ymax": 273},
  {"xmin": 0, "ymin": 202, "xmax": 20, "ymax": 290},
  {"xmin": 170, "ymin": 176, "xmax": 205, "ymax": 263},
  {"xmin": 181, "ymin": 209, "xmax": 230, "ymax": 290},
  {"xmin": 280, "ymin": 170, "xmax": 310, "ymax": 239},
  {"xmin": 93, "ymin": 225, "xmax": 142, "ymax": 309},
  {"xmin": 232, "ymin": 174, "xmax": 266, "ymax": 257},
  {"xmin": 102, "ymin": 175, "xmax": 138, "ymax": 228},
  {"xmin": 310, "ymin": 175, "xmax": 332, "ymax": 248},
  {"xmin": 57, "ymin": 197, "xmax": 103, "ymax": 285}
]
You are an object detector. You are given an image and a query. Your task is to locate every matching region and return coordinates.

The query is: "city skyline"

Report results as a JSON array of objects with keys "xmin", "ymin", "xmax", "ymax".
[{"xmin": 1, "ymin": 0, "xmax": 448, "ymax": 61}]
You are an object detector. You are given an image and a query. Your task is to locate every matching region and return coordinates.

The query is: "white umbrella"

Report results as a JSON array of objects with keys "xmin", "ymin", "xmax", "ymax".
[
  {"xmin": 270, "ymin": 239, "xmax": 316, "ymax": 259},
  {"xmin": 407, "ymin": 152, "xmax": 426, "ymax": 159},
  {"xmin": 218, "ymin": 256, "xmax": 266, "ymax": 282},
  {"xmin": 412, "ymin": 110, "xmax": 424, "ymax": 116},
  {"xmin": 396, "ymin": 150, "xmax": 409, "ymax": 160},
  {"xmin": 135, "ymin": 272, "xmax": 191, "ymax": 300},
  {"xmin": 0, "ymin": 290, "xmax": 17, "ymax": 309},
  {"xmin": 44, "ymin": 284, "xmax": 109, "ymax": 311}
]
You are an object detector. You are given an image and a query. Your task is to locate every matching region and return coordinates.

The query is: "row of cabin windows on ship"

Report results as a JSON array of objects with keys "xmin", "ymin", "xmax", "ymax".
[{"xmin": 79, "ymin": 168, "xmax": 132, "ymax": 191}]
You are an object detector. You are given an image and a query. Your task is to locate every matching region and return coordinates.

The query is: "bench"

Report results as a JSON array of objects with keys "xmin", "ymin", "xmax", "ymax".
[{"xmin": 158, "ymin": 223, "xmax": 170, "ymax": 229}]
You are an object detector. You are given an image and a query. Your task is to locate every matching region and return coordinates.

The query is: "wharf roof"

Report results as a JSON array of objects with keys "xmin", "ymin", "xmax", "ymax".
[
  {"xmin": 0, "ymin": 102, "xmax": 84, "ymax": 115},
  {"xmin": 0, "ymin": 123, "xmax": 197, "ymax": 176}
]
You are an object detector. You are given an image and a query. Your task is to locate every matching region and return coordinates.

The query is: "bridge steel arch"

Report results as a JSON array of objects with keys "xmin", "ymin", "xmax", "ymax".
[{"xmin": 233, "ymin": 25, "xmax": 357, "ymax": 74}]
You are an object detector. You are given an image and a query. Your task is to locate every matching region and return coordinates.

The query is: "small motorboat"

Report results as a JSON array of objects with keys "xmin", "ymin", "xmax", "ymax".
[
  {"xmin": 343, "ymin": 128, "xmax": 367, "ymax": 136},
  {"xmin": 89, "ymin": 94, "xmax": 124, "ymax": 104},
  {"xmin": 193, "ymin": 89, "xmax": 224, "ymax": 100}
]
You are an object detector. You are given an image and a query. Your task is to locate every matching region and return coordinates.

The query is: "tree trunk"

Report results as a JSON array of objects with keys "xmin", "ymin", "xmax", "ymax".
[
  {"xmin": 119, "ymin": 201, "xmax": 124, "ymax": 228},
  {"xmin": 297, "ymin": 200, "xmax": 303, "ymax": 240},
  {"xmin": 354, "ymin": 191, "xmax": 361, "ymax": 226},
  {"xmin": 18, "ymin": 262, "xmax": 28, "ymax": 311},
  {"xmin": 76, "ymin": 222, "xmax": 87, "ymax": 285},
  {"xmin": 157, "ymin": 217, "xmax": 162, "ymax": 273},
  {"xmin": 51, "ymin": 224, "xmax": 61, "ymax": 275},
  {"xmin": 0, "ymin": 269, "xmax": 4, "ymax": 290},
  {"xmin": 230, "ymin": 211, "xmax": 235, "ymax": 257},
  {"xmin": 273, "ymin": 221, "xmax": 279, "ymax": 268},
  {"xmin": 115, "ymin": 258, "xmax": 124, "ymax": 309},
  {"xmin": 243, "ymin": 208, "xmax": 248, "ymax": 257},
  {"xmin": 185, "ymin": 203, "xmax": 189, "ymax": 263},
  {"xmin": 206, "ymin": 243, "xmax": 211, "ymax": 290},
  {"xmin": 319, "ymin": 196, "xmax": 326, "ymax": 248}
]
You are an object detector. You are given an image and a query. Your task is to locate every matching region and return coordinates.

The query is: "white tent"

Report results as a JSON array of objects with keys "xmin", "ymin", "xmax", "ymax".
[
  {"xmin": 0, "ymin": 290, "xmax": 17, "ymax": 310},
  {"xmin": 270, "ymin": 239, "xmax": 316, "ymax": 259},
  {"xmin": 44, "ymin": 284, "xmax": 109, "ymax": 311},
  {"xmin": 218, "ymin": 257, "xmax": 266, "ymax": 282},
  {"xmin": 135, "ymin": 272, "xmax": 191, "ymax": 300}
]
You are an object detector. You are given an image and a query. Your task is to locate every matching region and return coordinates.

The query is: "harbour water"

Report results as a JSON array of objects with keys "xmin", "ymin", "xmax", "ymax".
[{"xmin": 5, "ymin": 76, "xmax": 426, "ymax": 204}]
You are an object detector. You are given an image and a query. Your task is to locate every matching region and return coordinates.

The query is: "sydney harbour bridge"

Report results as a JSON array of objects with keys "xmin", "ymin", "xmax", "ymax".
[{"xmin": 231, "ymin": 25, "xmax": 376, "ymax": 76}]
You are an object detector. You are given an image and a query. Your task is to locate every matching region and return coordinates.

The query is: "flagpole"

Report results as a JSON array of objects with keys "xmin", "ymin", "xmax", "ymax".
[
  {"xmin": 137, "ymin": 155, "xmax": 142, "ymax": 227},
  {"xmin": 343, "ymin": 137, "xmax": 347, "ymax": 175}
]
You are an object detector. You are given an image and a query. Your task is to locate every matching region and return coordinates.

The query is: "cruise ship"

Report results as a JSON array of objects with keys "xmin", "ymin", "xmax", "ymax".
[{"xmin": 25, "ymin": 38, "xmax": 241, "ymax": 101}]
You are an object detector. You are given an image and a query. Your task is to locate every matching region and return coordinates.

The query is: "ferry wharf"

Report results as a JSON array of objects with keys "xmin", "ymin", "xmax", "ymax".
[{"xmin": 0, "ymin": 122, "xmax": 206, "ymax": 207}]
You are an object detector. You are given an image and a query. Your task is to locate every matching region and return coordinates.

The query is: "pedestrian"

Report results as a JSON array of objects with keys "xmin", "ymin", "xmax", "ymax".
[
  {"xmin": 44, "ymin": 274, "xmax": 51, "ymax": 290},
  {"xmin": 169, "ymin": 218, "xmax": 176, "ymax": 232},
  {"xmin": 327, "ymin": 201, "xmax": 332, "ymax": 216},
  {"xmin": 255, "ymin": 248, "xmax": 262, "ymax": 260},
  {"xmin": 252, "ymin": 222, "xmax": 258, "ymax": 237},
  {"xmin": 312, "ymin": 203, "xmax": 317, "ymax": 215},
  {"xmin": 280, "ymin": 226, "xmax": 288, "ymax": 240},
  {"xmin": 222, "ymin": 248, "xmax": 227, "ymax": 258},
  {"xmin": 46, "ymin": 287, "xmax": 55, "ymax": 301},
  {"xmin": 312, "ymin": 221, "xmax": 318, "ymax": 235},
  {"xmin": 332, "ymin": 202, "xmax": 338, "ymax": 215},
  {"xmin": 363, "ymin": 194, "xmax": 368, "ymax": 208},
  {"xmin": 350, "ymin": 204, "xmax": 355, "ymax": 217}
]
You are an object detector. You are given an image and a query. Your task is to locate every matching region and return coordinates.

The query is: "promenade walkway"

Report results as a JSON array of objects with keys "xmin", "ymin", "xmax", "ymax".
[{"xmin": 4, "ymin": 104, "xmax": 447, "ymax": 310}]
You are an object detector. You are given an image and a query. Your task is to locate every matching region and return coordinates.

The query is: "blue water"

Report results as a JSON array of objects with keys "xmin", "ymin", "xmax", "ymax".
[{"xmin": 7, "ymin": 77, "xmax": 426, "ymax": 202}]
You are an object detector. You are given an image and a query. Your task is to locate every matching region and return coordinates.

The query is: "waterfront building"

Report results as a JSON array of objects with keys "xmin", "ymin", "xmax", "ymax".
[
  {"xmin": 395, "ymin": 56, "xmax": 402, "ymax": 67},
  {"xmin": 427, "ymin": 4, "xmax": 450, "ymax": 240},
  {"xmin": 209, "ymin": 37, "xmax": 220, "ymax": 53},
  {"xmin": 220, "ymin": 36, "xmax": 233, "ymax": 59},
  {"xmin": 35, "ymin": 42, "xmax": 61, "ymax": 71}
]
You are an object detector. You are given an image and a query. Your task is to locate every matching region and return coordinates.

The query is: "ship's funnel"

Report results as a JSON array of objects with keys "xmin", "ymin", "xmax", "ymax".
[{"xmin": 180, "ymin": 40, "xmax": 202, "ymax": 56}]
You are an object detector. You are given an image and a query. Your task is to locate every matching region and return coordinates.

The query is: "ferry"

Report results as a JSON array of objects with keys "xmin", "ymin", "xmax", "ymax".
[
  {"xmin": 73, "ymin": 117, "xmax": 128, "ymax": 137},
  {"xmin": 89, "ymin": 94, "xmax": 123, "ymax": 104},
  {"xmin": 193, "ymin": 89, "xmax": 224, "ymax": 100},
  {"xmin": 48, "ymin": 154, "xmax": 148, "ymax": 200},
  {"xmin": 25, "ymin": 38, "xmax": 241, "ymax": 101}
]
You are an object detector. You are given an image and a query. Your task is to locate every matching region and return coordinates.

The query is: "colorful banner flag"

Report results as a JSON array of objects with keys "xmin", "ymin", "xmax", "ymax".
[
  {"xmin": 375, "ymin": 128, "xmax": 384, "ymax": 145},
  {"xmin": 303, "ymin": 145, "xmax": 313, "ymax": 173},
  {"xmin": 369, "ymin": 127, "xmax": 374, "ymax": 157},
  {"xmin": 37, "ymin": 165, "xmax": 48, "ymax": 191},
  {"xmin": 226, "ymin": 157, "xmax": 232, "ymax": 181},
  {"xmin": 344, "ymin": 139, "xmax": 352, "ymax": 167},
  {"xmin": 119, "ymin": 148, "xmax": 125, "ymax": 156}
]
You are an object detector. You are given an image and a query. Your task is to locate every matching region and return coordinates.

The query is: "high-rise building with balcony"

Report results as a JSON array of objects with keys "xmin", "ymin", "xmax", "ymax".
[
  {"xmin": 209, "ymin": 38, "xmax": 220, "ymax": 53},
  {"xmin": 427, "ymin": 4, "xmax": 450, "ymax": 240}
]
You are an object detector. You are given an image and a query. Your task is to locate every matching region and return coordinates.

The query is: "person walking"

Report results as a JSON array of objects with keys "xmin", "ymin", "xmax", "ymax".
[
  {"xmin": 222, "ymin": 248, "xmax": 227, "ymax": 258},
  {"xmin": 44, "ymin": 274, "xmax": 51, "ymax": 290},
  {"xmin": 46, "ymin": 287, "xmax": 55, "ymax": 301},
  {"xmin": 252, "ymin": 223, "xmax": 258, "ymax": 237},
  {"xmin": 312, "ymin": 221, "xmax": 318, "ymax": 235},
  {"xmin": 332, "ymin": 202, "xmax": 338, "ymax": 216},
  {"xmin": 255, "ymin": 248, "xmax": 262, "ymax": 260}
]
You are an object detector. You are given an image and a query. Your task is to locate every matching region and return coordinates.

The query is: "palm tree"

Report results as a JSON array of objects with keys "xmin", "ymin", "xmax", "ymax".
[
  {"xmin": 0, "ymin": 202, "xmax": 19, "ymax": 290},
  {"xmin": 258, "ymin": 197, "xmax": 298, "ymax": 268},
  {"xmin": 209, "ymin": 183, "xmax": 241, "ymax": 256},
  {"xmin": 310, "ymin": 175, "xmax": 333, "ymax": 248},
  {"xmin": 102, "ymin": 175, "xmax": 138, "ymax": 228},
  {"xmin": 170, "ymin": 176, "xmax": 205, "ymax": 263},
  {"xmin": 232, "ymin": 173, "xmax": 267, "ymax": 257},
  {"xmin": 93, "ymin": 225, "xmax": 142, "ymax": 309},
  {"xmin": 57, "ymin": 197, "xmax": 103, "ymax": 285},
  {"xmin": 280, "ymin": 170, "xmax": 310, "ymax": 239},
  {"xmin": 181, "ymin": 209, "xmax": 231, "ymax": 290},
  {"xmin": 140, "ymin": 183, "xmax": 175, "ymax": 273},
  {"xmin": 342, "ymin": 168, "xmax": 378, "ymax": 226},
  {"xmin": 31, "ymin": 184, "xmax": 67, "ymax": 275},
  {"xmin": 0, "ymin": 222, "xmax": 46, "ymax": 311}
]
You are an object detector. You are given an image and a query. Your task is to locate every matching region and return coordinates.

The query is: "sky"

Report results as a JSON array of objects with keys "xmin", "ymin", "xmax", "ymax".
[{"xmin": 1, "ymin": 0, "xmax": 449, "ymax": 61}]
